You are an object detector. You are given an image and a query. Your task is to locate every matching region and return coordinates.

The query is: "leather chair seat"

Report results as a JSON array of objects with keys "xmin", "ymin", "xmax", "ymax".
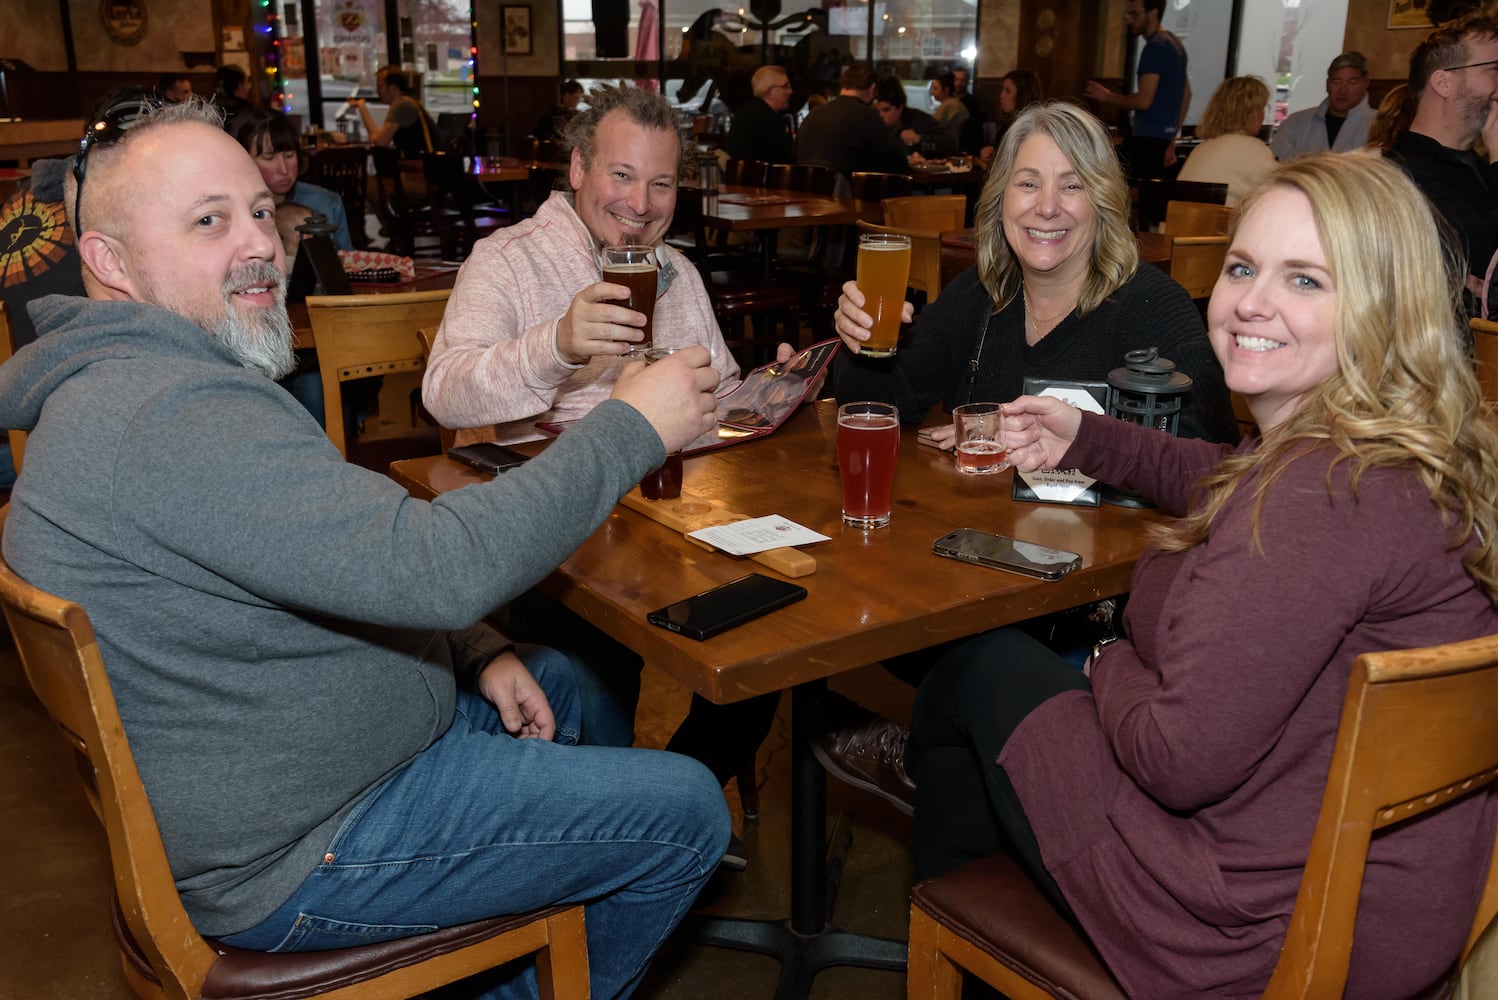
[
  {"xmin": 910, "ymin": 853, "xmax": 1127, "ymax": 1000},
  {"xmin": 115, "ymin": 897, "xmax": 576, "ymax": 1000}
]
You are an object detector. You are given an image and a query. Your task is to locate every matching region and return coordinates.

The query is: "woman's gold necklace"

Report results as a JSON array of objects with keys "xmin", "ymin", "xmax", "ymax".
[{"xmin": 1023, "ymin": 286, "xmax": 1077, "ymax": 343}]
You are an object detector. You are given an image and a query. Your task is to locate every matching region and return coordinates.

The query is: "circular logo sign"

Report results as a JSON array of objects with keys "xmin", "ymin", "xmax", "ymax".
[
  {"xmin": 100, "ymin": 0, "xmax": 148, "ymax": 45},
  {"xmin": 0, "ymin": 190, "xmax": 75, "ymax": 288}
]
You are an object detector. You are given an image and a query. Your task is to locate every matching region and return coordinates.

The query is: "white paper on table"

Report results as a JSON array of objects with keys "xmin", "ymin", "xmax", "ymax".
[{"xmin": 688, "ymin": 515, "xmax": 831, "ymax": 556}]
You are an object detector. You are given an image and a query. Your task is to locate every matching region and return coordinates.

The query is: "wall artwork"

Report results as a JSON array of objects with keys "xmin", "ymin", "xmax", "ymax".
[
  {"xmin": 1388, "ymin": 0, "xmax": 1434, "ymax": 29},
  {"xmin": 502, "ymin": 5, "xmax": 533, "ymax": 55},
  {"xmin": 99, "ymin": 0, "xmax": 148, "ymax": 45}
]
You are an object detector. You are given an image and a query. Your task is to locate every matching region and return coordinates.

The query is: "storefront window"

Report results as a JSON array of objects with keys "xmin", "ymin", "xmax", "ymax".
[
  {"xmin": 274, "ymin": 0, "xmax": 474, "ymax": 128},
  {"xmin": 561, "ymin": 0, "xmax": 976, "ymax": 114}
]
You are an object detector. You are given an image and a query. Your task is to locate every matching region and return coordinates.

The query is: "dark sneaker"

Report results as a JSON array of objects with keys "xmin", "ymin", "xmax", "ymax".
[
  {"xmin": 811, "ymin": 703, "xmax": 916, "ymax": 816},
  {"xmin": 719, "ymin": 832, "xmax": 749, "ymax": 873}
]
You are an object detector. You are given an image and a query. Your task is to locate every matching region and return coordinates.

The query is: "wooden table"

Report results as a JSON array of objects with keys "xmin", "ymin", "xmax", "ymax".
[
  {"xmin": 467, "ymin": 155, "xmax": 567, "ymax": 184},
  {"xmin": 288, "ymin": 263, "xmax": 462, "ymax": 350},
  {"xmin": 908, "ymin": 162, "xmax": 987, "ymax": 190},
  {"xmin": 695, "ymin": 184, "xmax": 878, "ymax": 277},
  {"xmin": 389, "ymin": 400, "xmax": 1158, "ymax": 997}
]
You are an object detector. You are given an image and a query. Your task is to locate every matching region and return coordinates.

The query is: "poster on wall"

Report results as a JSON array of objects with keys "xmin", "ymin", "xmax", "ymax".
[
  {"xmin": 100, "ymin": 0, "xmax": 148, "ymax": 45},
  {"xmin": 329, "ymin": 0, "xmax": 377, "ymax": 47},
  {"xmin": 1389, "ymin": 0, "xmax": 1434, "ymax": 28},
  {"xmin": 502, "ymin": 5, "xmax": 533, "ymax": 55}
]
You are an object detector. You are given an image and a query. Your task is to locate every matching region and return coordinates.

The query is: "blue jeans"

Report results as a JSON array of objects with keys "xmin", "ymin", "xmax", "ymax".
[
  {"xmin": 497, "ymin": 590, "xmax": 781, "ymax": 784},
  {"xmin": 219, "ymin": 645, "xmax": 730, "ymax": 1000}
]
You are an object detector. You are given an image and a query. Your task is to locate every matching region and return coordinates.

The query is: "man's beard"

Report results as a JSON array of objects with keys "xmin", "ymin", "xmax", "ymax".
[
  {"xmin": 212, "ymin": 262, "xmax": 296, "ymax": 380},
  {"xmin": 139, "ymin": 260, "xmax": 296, "ymax": 379},
  {"xmin": 1458, "ymin": 80, "xmax": 1492, "ymax": 135}
]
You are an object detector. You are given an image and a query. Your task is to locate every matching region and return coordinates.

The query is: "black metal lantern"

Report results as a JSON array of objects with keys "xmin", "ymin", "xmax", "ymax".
[{"xmin": 1104, "ymin": 348, "xmax": 1192, "ymax": 508}]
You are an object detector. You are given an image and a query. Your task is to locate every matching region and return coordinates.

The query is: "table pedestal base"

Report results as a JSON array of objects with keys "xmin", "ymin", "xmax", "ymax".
[
  {"xmin": 687, "ymin": 683, "xmax": 909, "ymax": 1000},
  {"xmin": 689, "ymin": 915, "xmax": 907, "ymax": 1000}
]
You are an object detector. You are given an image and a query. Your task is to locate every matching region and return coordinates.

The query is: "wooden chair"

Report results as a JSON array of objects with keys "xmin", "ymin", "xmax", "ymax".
[
  {"xmin": 674, "ymin": 188, "xmax": 803, "ymax": 368},
  {"xmin": 0, "ymin": 301, "xmax": 22, "ymax": 475},
  {"xmin": 908, "ymin": 632, "xmax": 1498, "ymax": 1000},
  {"xmin": 1162, "ymin": 199, "xmax": 1234, "ymax": 237},
  {"xmin": 880, "ymin": 195, "xmax": 966, "ymax": 233},
  {"xmin": 369, "ymin": 148, "xmax": 443, "ymax": 259},
  {"xmin": 791, "ymin": 162, "xmax": 839, "ymax": 196},
  {"xmin": 302, "ymin": 145, "xmax": 370, "ymax": 249},
  {"xmin": 1167, "ymin": 234, "xmax": 1228, "ymax": 300},
  {"xmin": 0, "ymin": 504, "xmax": 592, "ymax": 1000},
  {"xmin": 850, "ymin": 171, "xmax": 914, "ymax": 202},
  {"xmin": 307, "ymin": 289, "xmax": 450, "ymax": 459},
  {"xmin": 856, "ymin": 219, "xmax": 947, "ymax": 305},
  {"xmin": 1470, "ymin": 318, "xmax": 1498, "ymax": 402},
  {"xmin": 724, "ymin": 158, "xmax": 771, "ymax": 188},
  {"xmin": 1134, "ymin": 178, "xmax": 1227, "ymax": 232},
  {"xmin": 422, "ymin": 150, "xmax": 510, "ymax": 258}
]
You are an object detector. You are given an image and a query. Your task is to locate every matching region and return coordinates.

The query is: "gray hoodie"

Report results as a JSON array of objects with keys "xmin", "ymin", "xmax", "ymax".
[{"xmin": 0, "ymin": 294, "xmax": 662, "ymax": 935}]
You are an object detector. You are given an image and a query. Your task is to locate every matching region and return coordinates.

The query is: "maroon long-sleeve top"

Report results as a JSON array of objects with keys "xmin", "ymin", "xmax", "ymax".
[{"xmin": 999, "ymin": 412, "xmax": 1498, "ymax": 999}]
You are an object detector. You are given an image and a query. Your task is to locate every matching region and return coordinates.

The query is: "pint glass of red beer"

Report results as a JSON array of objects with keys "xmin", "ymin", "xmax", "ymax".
[{"xmin": 837, "ymin": 401, "xmax": 900, "ymax": 528}]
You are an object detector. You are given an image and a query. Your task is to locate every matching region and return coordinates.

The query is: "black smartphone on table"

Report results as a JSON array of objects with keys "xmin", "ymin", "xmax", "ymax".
[
  {"xmin": 447, "ymin": 443, "xmax": 530, "ymax": 475},
  {"xmin": 932, "ymin": 528, "xmax": 1083, "ymax": 581},
  {"xmin": 647, "ymin": 573, "xmax": 808, "ymax": 641}
]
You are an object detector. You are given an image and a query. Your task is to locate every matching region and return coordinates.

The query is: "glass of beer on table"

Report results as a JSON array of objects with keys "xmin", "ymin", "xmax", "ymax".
[
  {"xmin": 639, "ymin": 347, "xmax": 684, "ymax": 500},
  {"xmin": 602, "ymin": 244, "xmax": 658, "ymax": 356},
  {"xmin": 837, "ymin": 401, "xmax": 900, "ymax": 529},
  {"xmin": 952, "ymin": 402, "xmax": 1009, "ymax": 474},
  {"xmin": 855, "ymin": 233, "xmax": 912, "ymax": 358}
]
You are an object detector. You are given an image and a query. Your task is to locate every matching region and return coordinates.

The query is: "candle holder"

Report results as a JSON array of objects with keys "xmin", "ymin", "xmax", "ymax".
[{"xmin": 1103, "ymin": 348, "xmax": 1192, "ymax": 508}]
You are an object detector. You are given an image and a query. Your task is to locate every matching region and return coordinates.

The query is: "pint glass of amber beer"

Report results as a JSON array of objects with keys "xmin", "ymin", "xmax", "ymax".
[
  {"xmin": 602, "ymin": 244, "xmax": 658, "ymax": 356},
  {"xmin": 855, "ymin": 233, "xmax": 912, "ymax": 358}
]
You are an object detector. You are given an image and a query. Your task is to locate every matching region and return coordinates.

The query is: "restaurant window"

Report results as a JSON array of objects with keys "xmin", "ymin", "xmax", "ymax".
[
  {"xmin": 560, "ymin": 0, "xmax": 978, "ymax": 116},
  {"xmin": 274, "ymin": 0, "xmax": 475, "ymax": 129},
  {"xmin": 1234, "ymin": 0, "xmax": 1352, "ymax": 127}
]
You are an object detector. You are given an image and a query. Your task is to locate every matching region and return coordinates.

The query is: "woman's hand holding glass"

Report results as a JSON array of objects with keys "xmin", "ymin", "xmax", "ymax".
[
  {"xmin": 834, "ymin": 280, "xmax": 915, "ymax": 355},
  {"xmin": 998, "ymin": 395, "xmax": 1084, "ymax": 471}
]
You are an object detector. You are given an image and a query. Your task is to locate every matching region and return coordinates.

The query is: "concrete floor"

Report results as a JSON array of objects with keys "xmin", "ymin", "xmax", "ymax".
[{"xmin": 0, "ymin": 627, "xmax": 920, "ymax": 1000}]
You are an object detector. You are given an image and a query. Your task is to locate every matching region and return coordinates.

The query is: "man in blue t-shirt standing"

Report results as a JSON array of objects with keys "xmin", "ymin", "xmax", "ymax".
[{"xmin": 1085, "ymin": 0, "xmax": 1190, "ymax": 180}]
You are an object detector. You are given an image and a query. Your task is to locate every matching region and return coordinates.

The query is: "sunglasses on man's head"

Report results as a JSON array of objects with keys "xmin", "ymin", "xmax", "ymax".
[
  {"xmin": 1444, "ymin": 59, "xmax": 1498, "ymax": 73},
  {"xmin": 72, "ymin": 93, "xmax": 165, "ymax": 234}
]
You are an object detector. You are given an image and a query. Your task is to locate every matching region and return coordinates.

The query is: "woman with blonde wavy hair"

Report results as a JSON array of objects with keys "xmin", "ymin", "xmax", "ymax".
[
  {"xmin": 910, "ymin": 151, "xmax": 1498, "ymax": 999},
  {"xmin": 807, "ymin": 101, "xmax": 1235, "ymax": 832},
  {"xmin": 831, "ymin": 100, "xmax": 1237, "ymax": 444},
  {"xmin": 1177, "ymin": 74, "xmax": 1276, "ymax": 205}
]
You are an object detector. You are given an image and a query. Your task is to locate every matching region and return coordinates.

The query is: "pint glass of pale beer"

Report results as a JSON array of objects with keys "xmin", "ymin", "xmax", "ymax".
[
  {"xmin": 602, "ymin": 244, "xmax": 658, "ymax": 356},
  {"xmin": 855, "ymin": 233, "xmax": 912, "ymax": 358}
]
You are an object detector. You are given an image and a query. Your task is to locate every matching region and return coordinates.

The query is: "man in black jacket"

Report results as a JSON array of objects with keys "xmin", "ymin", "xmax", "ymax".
[
  {"xmin": 1386, "ymin": 12, "xmax": 1498, "ymax": 302},
  {"xmin": 795, "ymin": 63, "xmax": 909, "ymax": 182},
  {"xmin": 725, "ymin": 65, "xmax": 795, "ymax": 163}
]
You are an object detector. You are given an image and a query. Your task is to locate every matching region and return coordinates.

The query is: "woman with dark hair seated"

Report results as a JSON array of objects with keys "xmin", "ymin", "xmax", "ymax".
[{"xmin": 230, "ymin": 108, "xmax": 354, "ymax": 253}]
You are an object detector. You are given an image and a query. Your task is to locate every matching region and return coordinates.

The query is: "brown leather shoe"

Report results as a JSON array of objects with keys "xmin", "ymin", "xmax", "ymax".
[{"xmin": 811, "ymin": 701, "xmax": 916, "ymax": 816}]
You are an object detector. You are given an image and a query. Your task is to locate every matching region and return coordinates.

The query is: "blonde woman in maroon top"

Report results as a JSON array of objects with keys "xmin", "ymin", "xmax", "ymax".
[{"xmin": 908, "ymin": 151, "xmax": 1498, "ymax": 999}]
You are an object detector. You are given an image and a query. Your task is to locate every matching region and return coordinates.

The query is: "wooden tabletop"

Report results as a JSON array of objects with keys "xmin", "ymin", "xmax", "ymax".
[
  {"xmin": 698, "ymin": 184, "xmax": 865, "ymax": 232},
  {"xmin": 908, "ymin": 161, "xmax": 988, "ymax": 188},
  {"xmin": 468, "ymin": 156, "xmax": 568, "ymax": 184},
  {"xmin": 389, "ymin": 400, "xmax": 1159, "ymax": 704}
]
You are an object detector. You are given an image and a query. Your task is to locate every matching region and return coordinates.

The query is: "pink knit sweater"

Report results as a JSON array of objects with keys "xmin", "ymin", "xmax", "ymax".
[{"xmin": 422, "ymin": 191, "xmax": 740, "ymax": 445}]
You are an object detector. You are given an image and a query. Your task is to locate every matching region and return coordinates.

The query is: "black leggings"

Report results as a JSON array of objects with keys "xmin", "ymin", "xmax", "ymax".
[{"xmin": 906, "ymin": 626, "xmax": 1089, "ymax": 919}]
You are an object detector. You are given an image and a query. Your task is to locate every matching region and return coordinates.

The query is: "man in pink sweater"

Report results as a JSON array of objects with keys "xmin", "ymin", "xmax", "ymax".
[
  {"xmin": 422, "ymin": 85, "xmax": 781, "ymax": 857},
  {"xmin": 424, "ymin": 84, "xmax": 740, "ymax": 446}
]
